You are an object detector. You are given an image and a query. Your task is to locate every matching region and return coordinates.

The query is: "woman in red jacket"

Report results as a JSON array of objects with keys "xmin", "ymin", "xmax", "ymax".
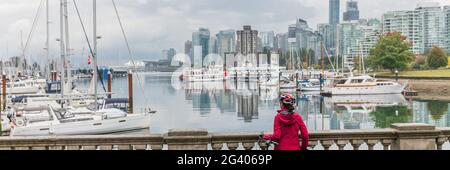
[{"xmin": 263, "ymin": 93, "xmax": 309, "ymax": 150}]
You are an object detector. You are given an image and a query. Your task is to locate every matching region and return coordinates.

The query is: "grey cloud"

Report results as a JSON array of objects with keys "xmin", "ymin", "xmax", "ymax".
[{"xmin": 1, "ymin": 0, "xmax": 449, "ymax": 67}]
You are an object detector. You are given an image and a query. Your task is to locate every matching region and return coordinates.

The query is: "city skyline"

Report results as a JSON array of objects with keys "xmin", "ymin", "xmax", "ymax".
[{"xmin": 0, "ymin": 0, "xmax": 449, "ymax": 67}]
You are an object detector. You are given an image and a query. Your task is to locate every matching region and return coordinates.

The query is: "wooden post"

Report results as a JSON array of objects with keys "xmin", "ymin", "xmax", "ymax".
[
  {"xmin": 128, "ymin": 70, "xmax": 133, "ymax": 114},
  {"xmin": 320, "ymin": 73, "xmax": 323, "ymax": 92},
  {"xmin": 279, "ymin": 71, "xmax": 282, "ymax": 87},
  {"xmin": 107, "ymin": 71, "xmax": 112, "ymax": 99},
  {"xmin": 2, "ymin": 74, "xmax": 6, "ymax": 111},
  {"xmin": 296, "ymin": 73, "xmax": 299, "ymax": 90}
]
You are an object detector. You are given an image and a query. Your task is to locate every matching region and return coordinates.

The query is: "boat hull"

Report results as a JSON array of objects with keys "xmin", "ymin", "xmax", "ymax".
[
  {"xmin": 10, "ymin": 114, "xmax": 151, "ymax": 136},
  {"xmin": 329, "ymin": 84, "xmax": 406, "ymax": 95}
]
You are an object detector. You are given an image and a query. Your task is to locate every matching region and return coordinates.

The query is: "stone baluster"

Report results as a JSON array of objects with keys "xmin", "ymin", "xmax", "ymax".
[
  {"xmin": 258, "ymin": 142, "xmax": 268, "ymax": 150},
  {"xmin": 49, "ymin": 146, "xmax": 63, "ymax": 150},
  {"xmin": 82, "ymin": 145, "xmax": 97, "ymax": 150},
  {"xmin": 321, "ymin": 140, "xmax": 334, "ymax": 150},
  {"xmin": 436, "ymin": 137, "xmax": 447, "ymax": 150},
  {"xmin": 66, "ymin": 145, "xmax": 82, "ymax": 150},
  {"xmin": 166, "ymin": 129, "xmax": 211, "ymax": 150},
  {"xmin": 98, "ymin": 145, "xmax": 113, "ymax": 150},
  {"xmin": 32, "ymin": 146, "xmax": 47, "ymax": 150},
  {"xmin": 212, "ymin": 143, "xmax": 224, "ymax": 150},
  {"xmin": 336, "ymin": 140, "xmax": 349, "ymax": 150},
  {"xmin": 366, "ymin": 140, "xmax": 379, "ymax": 150},
  {"xmin": 118, "ymin": 145, "xmax": 132, "ymax": 150},
  {"xmin": 15, "ymin": 146, "xmax": 30, "ymax": 150},
  {"xmin": 134, "ymin": 144, "xmax": 147, "ymax": 150},
  {"xmin": 150, "ymin": 144, "xmax": 164, "ymax": 150},
  {"xmin": 226, "ymin": 143, "xmax": 239, "ymax": 150},
  {"xmin": 351, "ymin": 139, "xmax": 364, "ymax": 150},
  {"xmin": 242, "ymin": 142, "xmax": 255, "ymax": 150},
  {"xmin": 0, "ymin": 147, "xmax": 13, "ymax": 150},
  {"xmin": 308, "ymin": 140, "xmax": 318, "ymax": 150},
  {"xmin": 381, "ymin": 139, "xmax": 392, "ymax": 150}
]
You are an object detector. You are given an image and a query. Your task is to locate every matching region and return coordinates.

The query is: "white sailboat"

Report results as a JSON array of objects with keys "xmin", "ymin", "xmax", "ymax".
[
  {"xmin": 6, "ymin": 0, "xmax": 152, "ymax": 136},
  {"xmin": 8, "ymin": 98, "xmax": 150, "ymax": 136}
]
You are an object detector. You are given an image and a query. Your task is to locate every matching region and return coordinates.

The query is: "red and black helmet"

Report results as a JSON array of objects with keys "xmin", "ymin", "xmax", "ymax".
[{"xmin": 279, "ymin": 93, "xmax": 296, "ymax": 105}]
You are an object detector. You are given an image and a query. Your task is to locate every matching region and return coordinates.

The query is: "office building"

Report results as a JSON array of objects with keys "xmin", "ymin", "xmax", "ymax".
[{"xmin": 236, "ymin": 25, "xmax": 259, "ymax": 55}]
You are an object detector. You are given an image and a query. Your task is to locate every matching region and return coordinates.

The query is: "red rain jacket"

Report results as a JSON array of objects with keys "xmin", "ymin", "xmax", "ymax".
[{"xmin": 263, "ymin": 109, "xmax": 309, "ymax": 150}]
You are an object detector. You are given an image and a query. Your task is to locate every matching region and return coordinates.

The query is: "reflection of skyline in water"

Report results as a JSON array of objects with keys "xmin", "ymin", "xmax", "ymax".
[{"xmin": 73, "ymin": 73, "xmax": 450, "ymax": 133}]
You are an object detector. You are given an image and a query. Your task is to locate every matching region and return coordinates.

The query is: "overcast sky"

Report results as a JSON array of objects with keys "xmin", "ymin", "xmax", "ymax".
[{"xmin": 1, "ymin": 0, "xmax": 449, "ymax": 67}]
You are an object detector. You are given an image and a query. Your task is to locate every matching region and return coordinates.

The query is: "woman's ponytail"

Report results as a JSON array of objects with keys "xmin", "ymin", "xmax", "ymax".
[{"xmin": 283, "ymin": 103, "xmax": 295, "ymax": 113}]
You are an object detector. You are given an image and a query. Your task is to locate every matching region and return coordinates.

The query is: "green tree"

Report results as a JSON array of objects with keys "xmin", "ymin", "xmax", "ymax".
[
  {"xmin": 426, "ymin": 46, "xmax": 448, "ymax": 69},
  {"xmin": 427, "ymin": 101, "xmax": 448, "ymax": 121},
  {"xmin": 367, "ymin": 32, "xmax": 414, "ymax": 73}
]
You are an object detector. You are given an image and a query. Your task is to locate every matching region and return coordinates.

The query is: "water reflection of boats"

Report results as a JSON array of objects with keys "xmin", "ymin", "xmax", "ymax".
[{"xmin": 330, "ymin": 94, "xmax": 408, "ymax": 130}]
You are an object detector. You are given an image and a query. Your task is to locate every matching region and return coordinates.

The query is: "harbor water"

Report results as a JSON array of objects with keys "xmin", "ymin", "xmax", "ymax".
[{"xmin": 74, "ymin": 72, "xmax": 450, "ymax": 134}]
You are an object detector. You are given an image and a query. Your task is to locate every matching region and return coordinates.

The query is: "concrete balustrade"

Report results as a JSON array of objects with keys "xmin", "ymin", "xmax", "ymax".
[{"xmin": 0, "ymin": 123, "xmax": 449, "ymax": 150}]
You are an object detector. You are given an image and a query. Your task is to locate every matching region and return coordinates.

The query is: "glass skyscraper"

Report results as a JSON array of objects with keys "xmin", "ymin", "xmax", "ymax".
[
  {"xmin": 329, "ymin": 0, "xmax": 340, "ymax": 26},
  {"xmin": 192, "ymin": 28, "xmax": 210, "ymax": 67},
  {"xmin": 343, "ymin": 0, "xmax": 360, "ymax": 22}
]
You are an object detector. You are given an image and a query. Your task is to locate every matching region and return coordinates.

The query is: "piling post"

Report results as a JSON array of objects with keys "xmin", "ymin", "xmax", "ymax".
[
  {"xmin": 296, "ymin": 72, "xmax": 299, "ymax": 90},
  {"xmin": 108, "ymin": 71, "xmax": 112, "ymax": 99},
  {"xmin": 319, "ymin": 73, "xmax": 323, "ymax": 92},
  {"xmin": 279, "ymin": 71, "xmax": 282, "ymax": 87},
  {"xmin": 128, "ymin": 70, "xmax": 133, "ymax": 114},
  {"xmin": 2, "ymin": 74, "xmax": 6, "ymax": 111}
]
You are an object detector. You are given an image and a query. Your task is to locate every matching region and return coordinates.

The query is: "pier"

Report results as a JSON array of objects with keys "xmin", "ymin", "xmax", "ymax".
[{"xmin": 0, "ymin": 123, "xmax": 449, "ymax": 150}]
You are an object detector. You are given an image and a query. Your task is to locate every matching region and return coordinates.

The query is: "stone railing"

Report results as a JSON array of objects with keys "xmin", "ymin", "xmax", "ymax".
[{"xmin": 0, "ymin": 123, "xmax": 449, "ymax": 150}]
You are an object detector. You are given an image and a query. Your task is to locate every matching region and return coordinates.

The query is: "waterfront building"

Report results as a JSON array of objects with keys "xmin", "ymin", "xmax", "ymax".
[
  {"xmin": 416, "ymin": 2, "xmax": 446, "ymax": 53},
  {"xmin": 236, "ymin": 25, "xmax": 259, "ymax": 55},
  {"xmin": 167, "ymin": 48, "xmax": 176, "ymax": 64},
  {"xmin": 337, "ymin": 21, "xmax": 364, "ymax": 69},
  {"xmin": 287, "ymin": 19, "xmax": 323, "ymax": 64},
  {"xmin": 209, "ymin": 37, "xmax": 218, "ymax": 55},
  {"xmin": 274, "ymin": 33, "xmax": 288, "ymax": 54},
  {"xmin": 184, "ymin": 40, "xmax": 192, "ymax": 57},
  {"xmin": 192, "ymin": 28, "xmax": 210, "ymax": 67},
  {"xmin": 161, "ymin": 50, "xmax": 168, "ymax": 61},
  {"xmin": 318, "ymin": 23, "xmax": 336, "ymax": 56},
  {"xmin": 327, "ymin": 0, "xmax": 340, "ymax": 57},
  {"xmin": 260, "ymin": 31, "xmax": 274, "ymax": 50},
  {"xmin": 382, "ymin": 2, "xmax": 448, "ymax": 54},
  {"xmin": 329, "ymin": 0, "xmax": 340, "ymax": 26},
  {"xmin": 348, "ymin": 23, "xmax": 382, "ymax": 60},
  {"xmin": 382, "ymin": 10, "xmax": 421, "ymax": 54},
  {"xmin": 343, "ymin": 0, "xmax": 360, "ymax": 22},
  {"xmin": 216, "ymin": 30, "xmax": 236, "ymax": 58},
  {"xmin": 443, "ymin": 6, "xmax": 450, "ymax": 52}
]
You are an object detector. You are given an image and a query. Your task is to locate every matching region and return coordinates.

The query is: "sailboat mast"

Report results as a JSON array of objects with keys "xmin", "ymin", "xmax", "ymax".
[
  {"xmin": 64, "ymin": 0, "xmax": 72, "ymax": 93},
  {"xmin": 60, "ymin": 0, "xmax": 66, "ymax": 99},
  {"xmin": 46, "ymin": 0, "xmax": 50, "ymax": 79},
  {"xmin": 93, "ymin": 0, "xmax": 98, "ymax": 109}
]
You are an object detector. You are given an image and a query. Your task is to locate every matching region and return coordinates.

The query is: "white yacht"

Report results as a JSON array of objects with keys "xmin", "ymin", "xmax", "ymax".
[
  {"xmin": 325, "ymin": 75, "xmax": 407, "ymax": 95},
  {"xmin": 7, "ymin": 98, "xmax": 151, "ymax": 136},
  {"xmin": 1, "ymin": 79, "xmax": 42, "ymax": 95},
  {"xmin": 181, "ymin": 67, "xmax": 226, "ymax": 82},
  {"xmin": 228, "ymin": 66, "xmax": 279, "ymax": 82},
  {"xmin": 298, "ymin": 79, "xmax": 322, "ymax": 91}
]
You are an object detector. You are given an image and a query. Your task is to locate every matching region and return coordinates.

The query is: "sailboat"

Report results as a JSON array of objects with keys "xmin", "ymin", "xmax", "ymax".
[{"xmin": 7, "ymin": 0, "xmax": 151, "ymax": 136}]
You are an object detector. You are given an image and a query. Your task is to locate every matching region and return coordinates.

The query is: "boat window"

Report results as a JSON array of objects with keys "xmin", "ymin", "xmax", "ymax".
[
  {"xmin": 351, "ymin": 79, "xmax": 364, "ymax": 83},
  {"xmin": 335, "ymin": 79, "xmax": 347, "ymax": 85}
]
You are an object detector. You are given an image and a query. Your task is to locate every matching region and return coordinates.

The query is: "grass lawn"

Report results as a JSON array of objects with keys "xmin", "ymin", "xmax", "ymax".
[{"xmin": 374, "ymin": 69, "xmax": 450, "ymax": 77}]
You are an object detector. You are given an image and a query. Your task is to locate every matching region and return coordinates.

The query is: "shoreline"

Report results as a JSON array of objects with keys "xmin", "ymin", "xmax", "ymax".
[{"xmin": 377, "ymin": 78, "xmax": 450, "ymax": 101}]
